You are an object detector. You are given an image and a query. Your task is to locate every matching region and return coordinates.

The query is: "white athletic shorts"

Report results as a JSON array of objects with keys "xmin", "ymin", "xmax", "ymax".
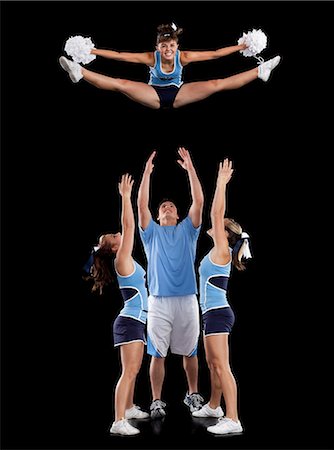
[{"xmin": 147, "ymin": 295, "xmax": 200, "ymax": 357}]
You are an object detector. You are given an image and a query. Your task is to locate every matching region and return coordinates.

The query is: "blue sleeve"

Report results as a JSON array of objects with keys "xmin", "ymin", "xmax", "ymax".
[
  {"xmin": 139, "ymin": 218, "xmax": 155, "ymax": 244},
  {"xmin": 183, "ymin": 215, "xmax": 201, "ymax": 240}
]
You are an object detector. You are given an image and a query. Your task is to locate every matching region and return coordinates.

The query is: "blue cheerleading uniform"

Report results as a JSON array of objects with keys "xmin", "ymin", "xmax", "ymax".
[
  {"xmin": 148, "ymin": 50, "xmax": 183, "ymax": 109},
  {"xmin": 199, "ymin": 250, "xmax": 235, "ymax": 335},
  {"xmin": 113, "ymin": 259, "xmax": 148, "ymax": 347},
  {"xmin": 115, "ymin": 259, "xmax": 148, "ymax": 323},
  {"xmin": 148, "ymin": 50, "xmax": 183, "ymax": 87},
  {"xmin": 199, "ymin": 250, "xmax": 231, "ymax": 313}
]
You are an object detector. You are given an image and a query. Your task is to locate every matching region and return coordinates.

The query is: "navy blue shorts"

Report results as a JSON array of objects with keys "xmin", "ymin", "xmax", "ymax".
[
  {"xmin": 202, "ymin": 307, "xmax": 235, "ymax": 336},
  {"xmin": 152, "ymin": 85, "xmax": 179, "ymax": 109},
  {"xmin": 113, "ymin": 315, "xmax": 146, "ymax": 347}
]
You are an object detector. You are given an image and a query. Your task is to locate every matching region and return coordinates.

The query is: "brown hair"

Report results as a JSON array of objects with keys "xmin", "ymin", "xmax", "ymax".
[
  {"xmin": 225, "ymin": 218, "xmax": 249, "ymax": 272},
  {"xmin": 156, "ymin": 23, "xmax": 183, "ymax": 45},
  {"xmin": 83, "ymin": 247, "xmax": 115, "ymax": 295}
]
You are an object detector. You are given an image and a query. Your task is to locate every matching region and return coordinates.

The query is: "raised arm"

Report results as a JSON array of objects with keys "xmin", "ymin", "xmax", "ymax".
[
  {"xmin": 91, "ymin": 48, "xmax": 154, "ymax": 65},
  {"xmin": 180, "ymin": 43, "xmax": 247, "ymax": 66},
  {"xmin": 115, "ymin": 174, "xmax": 135, "ymax": 276},
  {"xmin": 177, "ymin": 147, "xmax": 204, "ymax": 228},
  {"xmin": 137, "ymin": 151, "xmax": 156, "ymax": 230},
  {"xmin": 210, "ymin": 159, "xmax": 234, "ymax": 264}
]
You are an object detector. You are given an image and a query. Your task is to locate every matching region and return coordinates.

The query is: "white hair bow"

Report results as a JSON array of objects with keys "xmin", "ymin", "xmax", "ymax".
[{"xmin": 239, "ymin": 232, "xmax": 252, "ymax": 260}]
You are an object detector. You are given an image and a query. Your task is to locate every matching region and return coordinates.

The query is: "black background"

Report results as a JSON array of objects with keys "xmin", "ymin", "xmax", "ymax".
[{"xmin": 1, "ymin": 1, "xmax": 332, "ymax": 449}]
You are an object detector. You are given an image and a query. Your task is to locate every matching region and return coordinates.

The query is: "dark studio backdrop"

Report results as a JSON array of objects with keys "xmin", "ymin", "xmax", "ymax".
[{"xmin": 1, "ymin": 1, "xmax": 332, "ymax": 450}]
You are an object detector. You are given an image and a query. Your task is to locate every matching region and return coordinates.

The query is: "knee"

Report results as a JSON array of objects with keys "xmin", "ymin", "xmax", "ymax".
[
  {"xmin": 114, "ymin": 78, "xmax": 131, "ymax": 92},
  {"xmin": 207, "ymin": 358, "xmax": 224, "ymax": 376},
  {"xmin": 209, "ymin": 79, "xmax": 221, "ymax": 91},
  {"xmin": 122, "ymin": 364, "xmax": 140, "ymax": 380}
]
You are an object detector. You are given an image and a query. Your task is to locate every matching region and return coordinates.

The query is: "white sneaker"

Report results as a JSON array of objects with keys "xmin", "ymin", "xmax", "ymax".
[
  {"xmin": 192, "ymin": 402, "xmax": 224, "ymax": 418},
  {"xmin": 207, "ymin": 417, "xmax": 243, "ymax": 435},
  {"xmin": 110, "ymin": 418, "xmax": 140, "ymax": 436},
  {"xmin": 59, "ymin": 56, "xmax": 83, "ymax": 83},
  {"xmin": 125, "ymin": 405, "xmax": 150, "ymax": 419},
  {"xmin": 258, "ymin": 55, "xmax": 281, "ymax": 82}
]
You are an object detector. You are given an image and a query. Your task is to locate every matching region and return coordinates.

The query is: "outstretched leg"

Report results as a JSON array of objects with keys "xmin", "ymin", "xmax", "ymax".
[
  {"xmin": 59, "ymin": 56, "xmax": 160, "ymax": 109},
  {"xmin": 173, "ymin": 56, "xmax": 281, "ymax": 108},
  {"xmin": 82, "ymin": 68, "xmax": 160, "ymax": 109}
]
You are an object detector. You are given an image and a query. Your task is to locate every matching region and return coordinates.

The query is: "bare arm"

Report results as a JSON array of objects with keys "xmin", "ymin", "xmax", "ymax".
[
  {"xmin": 115, "ymin": 174, "xmax": 135, "ymax": 276},
  {"xmin": 91, "ymin": 48, "xmax": 154, "ymax": 65},
  {"xmin": 180, "ymin": 44, "xmax": 247, "ymax": 66},
  {"xmin": 210, "ymin": 159, "xmax": 234, "ymax": 265},
  {"xmin": 137, "ymin": 151, "xmax": 156, "ymax": 230},
  {"xmin": 177, "ymin": 147, "xmax": 204, "ymax": 228}
]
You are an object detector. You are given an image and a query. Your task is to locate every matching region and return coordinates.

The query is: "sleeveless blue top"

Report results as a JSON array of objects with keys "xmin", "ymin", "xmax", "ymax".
[
  {"xmin": 148, "ymin": 50, "xmax": 183, "ymax": 88},
  {"xmin": 115, "ymin": 259, "xmax": 148, "ymax": 323},
  {"xmin": 199, "ymin": 250, "xmax": 232, "ymax": 314}
]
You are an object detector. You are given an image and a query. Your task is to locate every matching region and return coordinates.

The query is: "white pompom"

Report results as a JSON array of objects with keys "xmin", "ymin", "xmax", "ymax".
[
  {"xmin": 64, "ymin": 35, "xmax": 96, "ymax": 65},
  {"xmin": 238, "ymin": 28, "xmax": 267, "ymax": 57}
]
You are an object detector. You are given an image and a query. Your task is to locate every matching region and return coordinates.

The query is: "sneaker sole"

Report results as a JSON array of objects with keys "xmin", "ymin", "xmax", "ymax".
[
  {"xmin": 211, "ymin": 431, "xmax": 243, "ymax": 436},
  {"xmin": 109, "ymin": 431, "xmax": 140, "ymax": 437},
  {"xmin": 59, "ymin": 56, "xmax": 80, "ymax": 83},
  {"xmin": 59, "ymin": 56, "xmax": 70, "ymax": 72}
]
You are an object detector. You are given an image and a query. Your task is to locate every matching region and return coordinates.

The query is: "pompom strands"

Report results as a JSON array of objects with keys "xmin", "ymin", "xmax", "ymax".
[
  {"xmin": 64, "ymin": 35, "xmax": 96, "ymax": 65},
  {"xmin": 238, "ymin": 29, "xmax": 267, "ymax": 63}
]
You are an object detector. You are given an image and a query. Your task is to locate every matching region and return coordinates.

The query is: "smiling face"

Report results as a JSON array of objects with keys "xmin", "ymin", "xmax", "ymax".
[
  {"xmin": 157, "ymin": 201, "xmax": 179, "ymax": 225},
  {"xmin": 156, "ymin": 39, "xmax": 179, "ymax": 62},
  {"xmin": 99, "ymin": 232, "xmax": 122, "ymax": 254}
]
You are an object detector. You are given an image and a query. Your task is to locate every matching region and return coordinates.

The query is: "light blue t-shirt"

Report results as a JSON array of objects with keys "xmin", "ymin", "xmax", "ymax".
[
  {"xmin": 115, "ymin": 259, "xmax": 148, "ymax": 323},
  {"xmin": 139, "ymin": 216, "xmax": 201, "ymax": 296},
  {"xmin": 199, "ymin": 250, "xmax": 231, "ymax": 314},
  {"xmin": 148, "ymin": 50, "xmax": 184, "ymax": 88}
]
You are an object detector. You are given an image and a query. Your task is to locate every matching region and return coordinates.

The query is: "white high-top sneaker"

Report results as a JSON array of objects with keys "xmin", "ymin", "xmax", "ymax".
[
  {"xmin": 59, "ymin": 56, "xmax": 83, "ymax": 83},
  {"xmin": 258, "ymin": 56, "xmax": 281, "ymax": 82}
]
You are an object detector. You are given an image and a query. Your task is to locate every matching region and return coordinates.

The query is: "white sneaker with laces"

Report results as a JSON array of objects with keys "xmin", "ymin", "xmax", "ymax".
[
  {"xmin": 59, "ymin": 56, "xmax": 83, "ymax": 83},
  {"xmin": 110, "ymin": 418, "xmax": 140, "ymax": 436},
  {"xmin": 258, "ymin": 56, "xmax": 281, "ymax": 82},
  {"xmin": 192, "ymin": 402, "xmax": 224, "ymax": 418},
  {"xmin": 125, "ymin": 405, "xmax": 150, "ymax": 419},
  {"xmin": 207, "ymin": 417, "xmax": 243, "ymax": 435}
]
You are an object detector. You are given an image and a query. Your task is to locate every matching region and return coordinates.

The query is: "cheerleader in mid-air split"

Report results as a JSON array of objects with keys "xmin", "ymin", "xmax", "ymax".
[{"xmin": 59, "ymin": 23, "xmax": 281, "ymax": 110}]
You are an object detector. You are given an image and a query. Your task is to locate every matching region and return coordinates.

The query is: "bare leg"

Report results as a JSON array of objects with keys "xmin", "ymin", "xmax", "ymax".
[
  {"xmin": 204, "ymin": 334, "xmax": 239, "ymax": 421},
  {"xmin": 81, "ymin": 67, "xmax": 160, "ymax": 109},
  {"xmin": 183, "ymin": 355, "xmax": 199, "ymax": 394},
  {"xmin": 114, "ymin": 342, "xmax": 144, "ymax": 421},
  {"xmin": 173, "ymin": 67, "xmax": 258, "ymax": 108},
  {"xmin": 150, "ymin": 356, "xmax": 166, "ymax": 400}
]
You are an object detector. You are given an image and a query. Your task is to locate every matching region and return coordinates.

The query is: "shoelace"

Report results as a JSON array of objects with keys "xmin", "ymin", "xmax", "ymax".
[
  {"xmin": 151, "ymin": 400, "xmax": 166, "ymax": 410},
  {"xmin": 255, "ymin": 55, "xmax": 265, "ymax": 65},
  {"xmin": 190, "ymin": 393, "xmax": 204, "ymax": 407},
  {"xmin": 218, "ymin": 417, "xmax": 229, "ymax": 423}
]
